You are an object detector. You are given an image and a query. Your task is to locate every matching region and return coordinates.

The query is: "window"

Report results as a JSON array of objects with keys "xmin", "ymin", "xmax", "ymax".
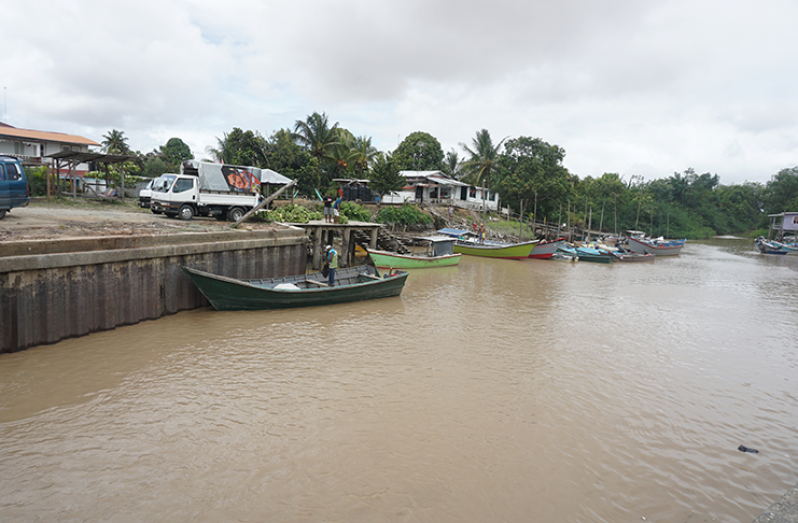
[
  {"xmin": 5, "ymin": 163, "xmax": 21, "ymax": 181},
  {"xmin": 173, "ymin": 178, "xmax": 194, "ymax": 193},
  {"xmin": 0, "ymin": 165, "xmax": 5, "ymax": 182}
]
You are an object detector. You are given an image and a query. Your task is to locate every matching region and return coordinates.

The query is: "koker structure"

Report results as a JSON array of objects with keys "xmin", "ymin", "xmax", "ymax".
[{"xmin": 150, "ymin": 160, "xmax": 292, "ymax": 222}]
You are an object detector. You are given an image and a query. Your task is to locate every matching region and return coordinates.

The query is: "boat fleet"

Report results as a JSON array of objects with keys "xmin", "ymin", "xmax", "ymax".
[{"xmin": 182, "ymin": 229, "xmax": 688, "ymax": 311}]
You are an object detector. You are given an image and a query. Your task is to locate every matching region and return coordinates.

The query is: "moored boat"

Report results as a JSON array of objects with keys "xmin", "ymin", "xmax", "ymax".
[
  {"xmin": 437, "ymin": 227, "xmax": 538, "ymax": 259},
  {"xmin": 611, "ymin": 251, "xmax": 655, "ymax": 262},
  {"xmin": 453, "ymin": 238, "xmax": 538, "ymax": 259},
  {"xmin": 368, "ymin": 236, "xmax": 461, "ymax": 269},
  {"xmin": 574, "ymin": 245, "xmax": 614, "ymax": 264},
  {"xmin": 628, "ymin": 237, "xmax": 685, "ymax": 256},
  {"xmin": 529, "ymin": 237, "xmax": 566, "ymax": 259},
  {"xmin": 183, "ymin": 265, "xmax": 408, "ymax": 311},
  {"xmin": 754, "ymin": 237, "xmax": 797, "ymax": 255}
]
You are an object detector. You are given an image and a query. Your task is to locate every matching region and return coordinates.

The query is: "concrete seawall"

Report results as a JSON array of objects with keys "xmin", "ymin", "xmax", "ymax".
[{"xmin": 0, "ymin": 228, "xmax": 308, "ymax": 353}]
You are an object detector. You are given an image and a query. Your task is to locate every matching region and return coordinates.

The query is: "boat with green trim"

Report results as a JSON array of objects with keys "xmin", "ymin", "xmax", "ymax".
[
  {"xmin": 368, "ymin": 236, "xmax": 461, "ymax": 269},
  {"xmin": 453, "ymin": 238, "xmax": 538, "ymax": 259},
  {"xmin": 183, "ymin": 265, "xmax": 408, "ymax": 311}
]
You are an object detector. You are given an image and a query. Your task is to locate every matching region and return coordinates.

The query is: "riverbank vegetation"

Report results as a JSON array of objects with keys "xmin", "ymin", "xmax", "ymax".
[{"xmin": 49, "ymin": 114, "xmax": 798, "ymax": 239}]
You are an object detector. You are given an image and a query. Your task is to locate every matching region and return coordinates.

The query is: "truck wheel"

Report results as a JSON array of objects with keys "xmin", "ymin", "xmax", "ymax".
[
  {"xmin": 228, "ymin": 207, "xmax": 245, "ymax": 222},
  {"xmin": 164, "ymin": 211, "xmax": 177, "ymax": 218},
  {"xmin": 178, "ymin": 205, "xmax": 195, "ymax": 220},
  {"xmin": 0, "ymin": 210, "xmax": 6, "ymax": 220}
]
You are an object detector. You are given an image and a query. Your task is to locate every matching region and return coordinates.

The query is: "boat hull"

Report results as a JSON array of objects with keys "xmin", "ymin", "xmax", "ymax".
[
  {"xmin": 368, "ymin": 250, "xmax": 461, "ymax": 269},
  {"xmin": 453, "ymin": 240, "xmax": 537, "ymax": 259},
  {"xmin": 612, "ymin": 252, "xmax": 655, "ymax": 263},
  {"xmin": 628, "ymin": 237, "xmax": 685, "ymax": 256},
  {"xmin": 529, "ymin": 238, "xmax": 565, "ymax": 259},
  {"xmin": 183, "ymin": 266, "xmax": 408, "ymax": 311}
]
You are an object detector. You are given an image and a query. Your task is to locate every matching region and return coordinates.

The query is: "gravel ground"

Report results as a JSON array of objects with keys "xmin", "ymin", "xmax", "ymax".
[{"xmin": 0, "ymin": 200, "xmax": 280, "ymax": 241}]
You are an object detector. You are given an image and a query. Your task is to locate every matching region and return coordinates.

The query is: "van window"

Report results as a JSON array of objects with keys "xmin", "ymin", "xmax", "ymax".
[
  {"xmin": 0, "ymin": 165, "xmax": 5, "ymax": 182},
  {"xmin": 5, "ymin": 163, "xmax": 21, "ymax": 181},
  {"xmin": 173, "ymin": 178, "xmax": 194, "ymax": 193}
]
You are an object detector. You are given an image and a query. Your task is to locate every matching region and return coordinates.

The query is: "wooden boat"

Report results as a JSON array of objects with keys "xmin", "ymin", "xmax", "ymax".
[
  {"xmin": 754, "ymin": 237, "xmax": 797, "ymax": 255},
  {"xmin": 574, "ymin": 245, "xmax": 614, "ymax": 264},
  {"xmin": 611, "ymin": 251, "xmax": 655, "ymax": 263},
  {"xmin": 437, "ymin": 227, "xmax": 538, "ymax": 259},
  {"xmin": 453, "ymin": 238, "xmax": 538, "ymax": 259},
  {"xmin": 628, "ymin": 237, "xmax": 685, "ymax": 256},
  {"xmin": 368, "ymin": 236, "xmax": 461, "ymax": 269},
  {"xmin": 183, "ymin": 265, "xmax": 408, "ymax": 311},
  {"xmin": 529, "ymin": 237, "xmax": 566, "ymax": 259}
]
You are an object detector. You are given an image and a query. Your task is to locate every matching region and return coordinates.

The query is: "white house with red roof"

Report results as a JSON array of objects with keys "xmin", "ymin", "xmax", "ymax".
[{"xmin": 0, "ymin": 122, "xmax": 100, "ymax": 176}]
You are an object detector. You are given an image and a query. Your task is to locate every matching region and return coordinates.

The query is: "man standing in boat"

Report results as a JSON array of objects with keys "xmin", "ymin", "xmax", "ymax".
[{"xmin": 326, "ymin": 245, "xmax": 338, "ymax": 286}]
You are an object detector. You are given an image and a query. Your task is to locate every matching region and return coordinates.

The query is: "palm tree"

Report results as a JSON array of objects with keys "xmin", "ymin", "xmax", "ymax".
[
  {"xmin": 101, "ymin": 129, "xmax": 131, "ymax": 155},
  {"xmin": 442, "ymin": 148, "xmax": 463, "ymax": 179},
  {"xmin": 350, "ymin": 135, "xmax": 378, "ymax": 177},
  {"xmin": 460, "ymin": 129, "xmax": 506, "ymax": 214},
  {"xmin": 205, "ymin": 133, "xmax": 234, "ymax": 163},
  {"xmin": 293, "ymin": 112, "xmax": 340, "ymax": 186}
]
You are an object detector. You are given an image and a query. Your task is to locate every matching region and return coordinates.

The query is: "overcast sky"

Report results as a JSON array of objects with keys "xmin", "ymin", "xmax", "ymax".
[{"xmin": 3, "ymin": 0, "xmax": 796, "ymax": 185}]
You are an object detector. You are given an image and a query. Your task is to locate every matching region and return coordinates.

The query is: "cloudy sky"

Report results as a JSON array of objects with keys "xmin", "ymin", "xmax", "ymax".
[{"xmin": 3, "ymin": 0, "xmax": 796, "ymax": 185}]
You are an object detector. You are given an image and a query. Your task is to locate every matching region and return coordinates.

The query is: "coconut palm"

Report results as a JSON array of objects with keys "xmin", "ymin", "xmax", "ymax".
[
  {"xmin": 101, "ymin": 129, "xmax": 131, "ymax": 155},
  {"xmin": 205, "ymin": 133, "xmax": 234, "ymax": 163},
  {"xmin": 349, "ymin": 135, "xmax": 379, "ymax": 177},
  {"xmin": 442, "ymin": 148, "xmax": 463, "ymax": 179},
  {"xmin": 293, "ymin": 112, "xmax": 340, "ymax": 185},
  {"xmin": 460, "ymin": 129, "xmax": 507, "ymax": 214}
]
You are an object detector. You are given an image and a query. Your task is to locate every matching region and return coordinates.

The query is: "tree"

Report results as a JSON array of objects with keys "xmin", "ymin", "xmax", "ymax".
[
  {"xmin": 368, "ymin": 152, "xmax": 404, "ymax": 204},
  {"xmin": 442, "ymin": 148, "xmax": 463, "ymax": 179},
  {"xmin": 101, "ymin": 129, "xmax": 131, "ymax": 155},
  {"xmin": 350, "ymin": 135, "xmax": 378, "ymax": 176},
  {"xmin": 392, "ymin": 131, "xmax": 445, "ymax": 172},
  {"xmin": 494, "ymin": 136, "xmax": 573, "ymax": 221},
  {"xmin": 143, "ymin": 157, "xmax": 169, "ymax": 179},
  {"xmin": 159, "ymin": 138, "xmax": 193, "ymax": 172},
  {"xmin": 293, "ymin": 112, "xmax": 340, "ymax": 187},
  {"xmin": 460, "ymin": 129, "xmax": 506, "ymax": 213},
  {"xmin": 205, "ymin": 128, "xmax": 268, "ymax": 167}
]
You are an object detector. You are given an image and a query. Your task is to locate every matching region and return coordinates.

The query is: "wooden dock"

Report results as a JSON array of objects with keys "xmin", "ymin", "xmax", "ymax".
[{"xmin": 290, "ymin": 220, "xmax": 383, "ymax": 269}]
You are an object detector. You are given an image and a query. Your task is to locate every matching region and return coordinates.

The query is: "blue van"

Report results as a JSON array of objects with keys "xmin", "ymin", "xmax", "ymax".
[{"xmin": 0, "ymin": 155, "xmax": 30, "ymax": 219}]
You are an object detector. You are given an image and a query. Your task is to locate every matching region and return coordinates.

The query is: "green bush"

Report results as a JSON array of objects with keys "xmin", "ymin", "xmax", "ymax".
[
  {"xmin": 375, "ymin": 204, "xmax": 433, "ymax": 225},
  {"xmin": 254, "ymin": 204, "xmax": 322, "ymax": 223},
  {"xmin": 340, "ymin": 201, "xmax": 371, "ymax": 222}
]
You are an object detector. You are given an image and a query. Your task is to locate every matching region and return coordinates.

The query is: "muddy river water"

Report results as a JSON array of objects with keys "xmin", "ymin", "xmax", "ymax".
[{"xmin": 1, "ymin": 237, "xmax": 796, "ymax": 522}]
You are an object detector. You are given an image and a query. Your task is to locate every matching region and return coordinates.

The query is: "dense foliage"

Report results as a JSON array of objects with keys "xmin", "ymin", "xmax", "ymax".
[
  {"xmin": 255, "ymin": 204, "xmax": 322, "ymax": 223},
  {"xmin": 92, "ymin": 122, "xmax": 798, "ymax": 239},
  {"xmin": 340, "ymin": 201, "xmax": 372, "ymax": 222},
  {"xmin": 375, "ymin": 203, "xmax": 434, "ymax": 225}
]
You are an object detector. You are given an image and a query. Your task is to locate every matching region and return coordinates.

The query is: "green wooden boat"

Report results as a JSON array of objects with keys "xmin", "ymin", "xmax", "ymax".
[
  {"xmin": 183, "ymin": 265, "xmax": 408, "ymax": 311},
  {"xmin": 453, "ymin": 239, "xmax": 538, "ymax": 259},
  {"xmin": 368, "ymin": 236, "xmax": 461, "ymax": 269}
]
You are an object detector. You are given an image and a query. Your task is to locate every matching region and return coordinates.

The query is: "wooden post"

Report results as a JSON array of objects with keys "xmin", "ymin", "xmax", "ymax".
[
  {"xmin": 312, "ymin": 227, "xmax": 323, "ymax": 270},
  {"xmin": 341, "ymin": 227, "xmax": 351, "ymax": 268},
  {"xmin": 369, "ymin": 227, "xmax": 378, "ymax": 250},
  {"xmin": 599, "ymin": 200, "xmax": 605, "ymax": 236}
]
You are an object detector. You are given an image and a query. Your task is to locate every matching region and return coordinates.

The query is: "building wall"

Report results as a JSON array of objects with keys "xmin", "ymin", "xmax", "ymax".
[{"xmin": 0, "ymin": 229, "xmax": 308, "ymax": 353}]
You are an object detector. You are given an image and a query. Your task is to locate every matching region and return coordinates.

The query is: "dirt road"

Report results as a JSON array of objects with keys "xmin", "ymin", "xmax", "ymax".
[{"xmin": 0, "ymin": 200, "xmax": 279, "ymax": 241}]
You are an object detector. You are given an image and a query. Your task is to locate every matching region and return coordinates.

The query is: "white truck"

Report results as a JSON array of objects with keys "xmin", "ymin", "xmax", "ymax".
[
  {"xmin": 137, "ymin": 179, "xmax": 156, "ymax": 210},
  {"xmin": 150, "ymin": 161, "xmax": 290, "ymax": 222}
]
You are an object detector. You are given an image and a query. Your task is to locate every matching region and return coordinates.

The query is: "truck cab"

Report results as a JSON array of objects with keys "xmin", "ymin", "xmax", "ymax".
[
  {"xmin": 138, "ymin": 178, "xmax": 156, "ymax": 209},
  {"xmin": 0, "ymin": 155, "xmax": 30, "ymax": 220}
]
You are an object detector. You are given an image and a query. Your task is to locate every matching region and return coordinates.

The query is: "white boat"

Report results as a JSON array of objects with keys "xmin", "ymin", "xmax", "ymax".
[{"xmin": 628, "ymin": 237, "xmax": 685, "ymax": 256}]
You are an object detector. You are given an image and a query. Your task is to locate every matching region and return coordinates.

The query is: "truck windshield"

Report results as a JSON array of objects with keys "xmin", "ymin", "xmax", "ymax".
[{"xmin": 153, "ymin": 175, "xmax": 176, "ymax": 192}]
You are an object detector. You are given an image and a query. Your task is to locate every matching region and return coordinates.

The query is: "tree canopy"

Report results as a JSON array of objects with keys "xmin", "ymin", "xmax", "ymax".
[{"xmin": 392, "ymin": 131, "xmax": 445, "ymax": 172}]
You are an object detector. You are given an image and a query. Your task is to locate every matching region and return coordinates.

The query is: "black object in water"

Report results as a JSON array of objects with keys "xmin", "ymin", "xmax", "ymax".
[{"xmin": 738, "ymin": 445, "xmax": 759, "ymax": 453}]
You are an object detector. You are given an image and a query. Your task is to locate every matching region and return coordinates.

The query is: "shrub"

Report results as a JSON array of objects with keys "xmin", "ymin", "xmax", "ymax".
[
  {"xmin": 375, "ymin": 204, "xmax": 433, "ymax": 225},
  {"xmin": 254, "ymin": 204, "xmax": 322, "ymax": 223},
  {"xmin": 340, "ymin": 201, "xmax": 371, "ymax": 222}
]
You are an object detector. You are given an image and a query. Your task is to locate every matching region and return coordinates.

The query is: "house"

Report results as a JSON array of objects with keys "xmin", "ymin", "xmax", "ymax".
[
  {"xmin": 380, "ymin": 170, "xmax": 499, "ymax": 211},
  {"xmin": 0, "ymin": 122, "xmax": 100, "ymax": 177}
]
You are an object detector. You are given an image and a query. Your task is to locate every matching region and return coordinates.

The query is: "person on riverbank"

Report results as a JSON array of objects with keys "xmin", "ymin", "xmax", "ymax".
[
  {"xmin": 479, "ymin": 224, "xmax": 486, "ymax": 243},
  {"xmin": 333, "ymin": 196, "xmax": 342, "ymax": 224},
  {"xmin": 323, "ymin": 195, "xmax": 333, "ymax": 223},
  {"xmin": 326, "ymin": 245, "xmax": 338, "ymax": 286}
]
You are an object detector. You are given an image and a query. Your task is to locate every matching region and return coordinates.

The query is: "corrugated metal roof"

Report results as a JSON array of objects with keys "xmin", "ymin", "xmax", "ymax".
[{"xmin": 0, "ymin": 124, "xmax": 100, "ymax": 146}]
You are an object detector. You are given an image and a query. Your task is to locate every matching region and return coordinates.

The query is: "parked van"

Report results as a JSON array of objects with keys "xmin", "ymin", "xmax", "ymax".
[{"xmin": 0, "ymin": 155, "xmax": 30, "ymax": 219}]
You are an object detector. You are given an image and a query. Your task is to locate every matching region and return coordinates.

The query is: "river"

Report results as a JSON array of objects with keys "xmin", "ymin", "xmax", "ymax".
[{"xmin": 1, "ymin": 238, "xmax": 796, "ymax": 522}]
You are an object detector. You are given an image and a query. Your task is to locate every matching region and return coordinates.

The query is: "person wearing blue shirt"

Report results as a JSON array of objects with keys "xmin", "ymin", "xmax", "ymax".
[{"xmin": 326, "ymin": 245, "xmax": 338, "ymax": 286}]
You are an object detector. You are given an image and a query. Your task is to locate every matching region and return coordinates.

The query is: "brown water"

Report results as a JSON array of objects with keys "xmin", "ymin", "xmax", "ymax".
[{"xmin": 1, "ymin": 238, "xmax": 796, "ymax": 522}]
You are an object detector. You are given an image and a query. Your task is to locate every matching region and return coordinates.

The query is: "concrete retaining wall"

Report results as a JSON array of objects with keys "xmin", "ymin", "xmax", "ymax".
[{"xmin": 0, "ymin": 228, "xmax": 308, "ymax": 353}]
